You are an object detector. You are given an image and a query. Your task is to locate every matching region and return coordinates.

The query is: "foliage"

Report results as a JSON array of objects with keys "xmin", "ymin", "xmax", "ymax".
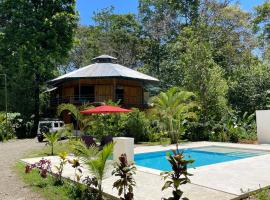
[
  {"xmin": 254, "ymin": 188, "xmax": 270, "ymax": 200},
  {"xmin": 210, "ymin": 111, "xmax": 257, "ymax": 143},
  {"xmin": 44, "ymin": 132, "xmax": 60, "ymax": 155},
  {"xmin": 175, "ymin": 30, "xmax": 229, "ymax": 122},
  {"xmin": 74, "ymin": 141, "xmax": 114, "ymax": 200},
  {"xmin": 25, "ymin": 158, "xmax": 52, "ymax": 179},
  {"xmin": 83, "ymin": 176, "xmax": 99, "ymax": 200},
  {"xmin": 253, "ymin": 1, "xmax": 270, "ymax": 59},
  {"xmin": 228, "ymin": 64, "xmax": 270, "ymax": 114},
  {"xmin": 83, "ymin": 113, "xmax": 125, "ymax": 140},
  {"xmin": 86, "ymin": 142, "xmax": 114, "ymax": 200},
  {"xmin": 0, "ymin": 0, "xmax": 77, "ymax": 131},
  {"xmin": 68, "ymin": 158, "xmax": 82, "ymax": 182},
  {"xmin": 161, "ymin": 150, "xmax": 194, "ymax": 200},
  {"xmin": 122, "ymin": 108, "xmax": 150, "ymax": 143},
  {"xmin": 138, "ymin": 0, "xmax": 200, "ymax": 78},
  {"xmin": 151, "ymin": 87, "xmax": 198, "ymax": 145},
  {"xmin": 112, "ymin": 154, "xmax": 136, "ymax": 200},
  {"xmin": 17, "ymin": 162, "xmax": 74, "ymax": 200},
  {"xmin": 54, "ymin": 152, "xmax": 68, "ymax": 185}
]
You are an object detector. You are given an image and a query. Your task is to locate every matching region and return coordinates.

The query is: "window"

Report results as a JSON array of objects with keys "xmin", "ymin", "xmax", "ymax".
[
  {"xmin": 54, "ymin": 123, "xmax": 59, "ymax": 128},
  {"xmin": 74, "ymin": 85, "xmax": 95, "ymax": 102},
  {"xmin": 60, "ymin": 123, "xmax": 64, "ymax": 127},
  {"xmin": 116, "ymin": 86, "xmax": 124, "ymax": 104}
]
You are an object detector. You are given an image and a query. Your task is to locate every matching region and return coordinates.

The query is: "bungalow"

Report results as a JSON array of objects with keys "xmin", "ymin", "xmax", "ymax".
[{"xmin": 47, "ymin": 55, "xmax": 159, "ymax": 115}]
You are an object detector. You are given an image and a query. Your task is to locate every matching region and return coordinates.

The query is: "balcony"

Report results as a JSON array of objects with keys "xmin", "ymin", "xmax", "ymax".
[{"xmin": 49, "ymin": 95, "xmax": 146, "ymax": 108}]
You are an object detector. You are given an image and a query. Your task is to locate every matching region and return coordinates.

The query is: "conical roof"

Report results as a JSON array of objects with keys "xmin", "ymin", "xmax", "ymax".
[{"xmin": 48, "ymin": 55, "xmax": 159, "ymax": 84}]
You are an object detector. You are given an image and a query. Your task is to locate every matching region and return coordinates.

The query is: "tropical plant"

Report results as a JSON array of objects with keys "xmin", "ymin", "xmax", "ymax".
[
  {"xmin": 57, "ymin": 103, "xmax": 85, "ymax": 131},
  {"xmin": 44, "ymin": 132, "xmax": 60, "ymax": 155},
  {"xmin": 67, "ymin": 158, "xmax": 85, "ymax": 200},
  {"xmin": 68, "ymin": 158, "xmax": 82, "ymax": 182},
  {"xmin": 123, "ymin": 108, "xmax": 150, "ymax": 143},
  {"xmin": 25, "ymin": 158, "xmax": 52, "ymax": 178},
  {"xmin": 74, "ymin": 141, "xmax": 114, "ymax": 200},
  {"xmin": 151, "ymin": 87, "xmax": 198, "ymax": 146},
  {"xmin": 161, "ymin": 150, "xmax": 194, "ymax": 200},
  {"xmin": 112, "ymin": 154, "xmax": 136, "ymax": 200},
  {"xmin": 54, "ymin": 152, "xmax": 68, "ymax": 185},
  {"xmin": 87, "ymin": 142, "xmax": 114, "ymax": 200},
  {"xmin": 210, "ymin": 111, "xmax": 257, "ymax": 143}
]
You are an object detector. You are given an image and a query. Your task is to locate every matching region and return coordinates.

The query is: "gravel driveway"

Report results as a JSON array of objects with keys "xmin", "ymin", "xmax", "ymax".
[{"xmin": 0, "ymin": 139, "xmax": 45, "ymax": 200}]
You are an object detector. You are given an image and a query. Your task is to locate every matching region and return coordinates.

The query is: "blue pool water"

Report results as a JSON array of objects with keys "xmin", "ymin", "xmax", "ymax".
[{"xmin": 134, "ymin": 146, "xmax": 267, "ymax": 171}]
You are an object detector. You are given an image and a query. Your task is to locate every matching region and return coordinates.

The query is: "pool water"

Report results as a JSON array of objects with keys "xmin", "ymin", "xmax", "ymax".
[{"xmin": 134, "ymin": 146, "xmax": 269, "ymax": 171}]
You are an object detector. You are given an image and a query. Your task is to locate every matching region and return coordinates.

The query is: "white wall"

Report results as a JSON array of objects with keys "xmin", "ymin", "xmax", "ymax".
[
  {"xmin": 256, "ymin": 110, "xmax": 270, "ymax": 144},
  {"xmin": 113, "ymin": 137, "xmax": 134, "ymax": 163}
]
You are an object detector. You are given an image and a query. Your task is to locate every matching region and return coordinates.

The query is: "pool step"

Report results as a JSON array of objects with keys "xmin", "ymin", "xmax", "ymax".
[{"xmin": 225, "ymin": 151, "xmax": 262, "ymax": 158}]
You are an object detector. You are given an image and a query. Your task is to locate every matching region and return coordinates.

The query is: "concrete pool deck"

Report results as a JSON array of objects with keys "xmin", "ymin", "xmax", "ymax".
[{"xmin": 21, "ymin": 141, "xmax": 270, "ymax": 200}]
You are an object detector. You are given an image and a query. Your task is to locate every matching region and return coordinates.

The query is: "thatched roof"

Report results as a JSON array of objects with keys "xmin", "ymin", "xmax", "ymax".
[{"xmin": 49, "ymin": 55, "xmax": 159, "ymax": 84}]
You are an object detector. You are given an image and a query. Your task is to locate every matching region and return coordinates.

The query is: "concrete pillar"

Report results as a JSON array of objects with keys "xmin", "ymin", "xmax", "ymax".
[
  {"xmin": 113, "ymin": 137, "xmax": 134, "ymax": 163},
  {"xmin": 256, "ymin": 110, "xmax": 270, "ymax": 144}
]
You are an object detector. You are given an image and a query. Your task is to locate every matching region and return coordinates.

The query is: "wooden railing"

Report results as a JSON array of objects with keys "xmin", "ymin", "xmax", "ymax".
[{"xmin": 50, "ymin": 95, "xmax": 146, "ymax": 108}]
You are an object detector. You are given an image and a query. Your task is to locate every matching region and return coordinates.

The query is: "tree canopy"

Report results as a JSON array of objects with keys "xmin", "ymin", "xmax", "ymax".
[{"xmin": 1, "ymin": 0, "xmax": 270, "ymax": 136}]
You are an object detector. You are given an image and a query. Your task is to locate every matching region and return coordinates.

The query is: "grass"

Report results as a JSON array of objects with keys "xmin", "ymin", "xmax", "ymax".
[
  {"xmin": 252, "ymin": 188, "xmax": 270, "ymax": 200},
  {"xmin": 15, "ymin": 162, "xmax": 73, "ymax": 200},
  {"xmin": 27, "ymin": 139, "xmax": 77, "ymax": 157}
]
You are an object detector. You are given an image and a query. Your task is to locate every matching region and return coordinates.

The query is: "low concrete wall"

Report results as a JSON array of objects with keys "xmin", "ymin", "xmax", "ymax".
[{"xmin": 256, "ymin": 110, "xmax": 270, "ymax": 144}]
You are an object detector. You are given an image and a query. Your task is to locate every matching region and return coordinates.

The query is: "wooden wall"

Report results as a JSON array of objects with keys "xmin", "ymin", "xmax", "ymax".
[{"xmin": 55, "ymin": 78, "xmax": 144, "ymax": 107}]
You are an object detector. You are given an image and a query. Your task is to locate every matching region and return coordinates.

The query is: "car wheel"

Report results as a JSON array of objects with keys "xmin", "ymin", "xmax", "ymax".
[{"xmin": 37, "ymin": 135, "xmax": 43, "ymax": 142}]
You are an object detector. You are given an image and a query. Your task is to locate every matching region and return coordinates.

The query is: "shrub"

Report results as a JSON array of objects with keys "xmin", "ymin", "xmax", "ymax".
[
  {"xmin": 0, "ymin": 123, "xmax": 13, "ymax": 141},
  {"xmin": 123, "ymin": 108, "xmax": 150, "ymax": 143},
  {"xmin": 25, "ymin": 158, "xmax": 52, "ymax": 178}
]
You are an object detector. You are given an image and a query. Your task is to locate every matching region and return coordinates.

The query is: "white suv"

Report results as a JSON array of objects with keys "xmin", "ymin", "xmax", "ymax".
[{"xmin": 37, "ymin": 120, "xmax": 65, "ymax": 142}]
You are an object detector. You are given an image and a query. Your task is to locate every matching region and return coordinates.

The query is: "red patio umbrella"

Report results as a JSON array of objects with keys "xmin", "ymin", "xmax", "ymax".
[{"xmin": 80, "ymin": 105, "xmax": 132, "ymax": 115}]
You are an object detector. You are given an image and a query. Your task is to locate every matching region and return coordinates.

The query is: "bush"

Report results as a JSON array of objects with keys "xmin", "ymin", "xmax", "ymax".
[
  {"xmin": 123, "ymin": 108, "xmax": 150, "ymax": 143},
  {"xmin": 83, "ymin": 113, "xmax": 125, "ymax": 140},
  {"xmin": 0, "ymin": 112, "xmax": 34, "ymax": 141},
  {"xmin": 0, "ymin": 123, "xmax": 13, "ymax": 141}
]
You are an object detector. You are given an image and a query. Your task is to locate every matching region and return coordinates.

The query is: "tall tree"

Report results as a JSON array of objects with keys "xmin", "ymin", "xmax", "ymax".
[
  {"xmin": 253, "ymin": 1, "xmax": 270, "ymax": 60},
  {"xmin": 0, "ymin": 0, "xmax": 77, "ymax": 132},
  {"xmin": 63, "ymin": 26, "xmax": 101, "ymax": 71},
  {"xmin": 168, "ymin": 27, "xmax": 229, "ymax": 122},
  {"xmin": 199, "ymin": 1, "xmax": 256, "ymax": 76},
  {"xmin": 138, "ymin": 0, "xmax": 200, "ymax": 77},
  {"xmin": 93, "ymin": 7, "xmax": 141, "ymax": 68}
]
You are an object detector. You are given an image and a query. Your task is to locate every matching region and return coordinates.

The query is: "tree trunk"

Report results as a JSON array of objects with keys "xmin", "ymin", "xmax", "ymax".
[{"xmin": 33, "ymin": 73, "xmax": 40, "ymax": 137}]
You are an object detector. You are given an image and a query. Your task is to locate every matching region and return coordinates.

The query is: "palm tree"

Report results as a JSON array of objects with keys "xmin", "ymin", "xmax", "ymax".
[
  {"xmin": 151, "ymin": 87, "xmax": 198, "ymax": 149},
  {"xmin": 73, "ymin": 141, "xmax": 114, "ymax": 200},
  {"xmin": 44, "ymin": 132, "xmax": 60, "ymax": 155},
  {"xmin": 57, "ymin": 103, "xmax": 84, "ymax": 130}
]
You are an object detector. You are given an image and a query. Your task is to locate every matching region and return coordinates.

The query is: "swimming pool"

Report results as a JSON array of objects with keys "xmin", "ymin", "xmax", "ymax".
[{"xmin": 134, "ymin": 146, "xmax": 269, "ymax": 171}]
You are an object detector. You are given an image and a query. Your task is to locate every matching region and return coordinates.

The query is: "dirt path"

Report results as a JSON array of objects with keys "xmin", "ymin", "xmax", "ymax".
[{"xmin": 0, "ymin": 139, "xmax": 45, "ymax": 200}]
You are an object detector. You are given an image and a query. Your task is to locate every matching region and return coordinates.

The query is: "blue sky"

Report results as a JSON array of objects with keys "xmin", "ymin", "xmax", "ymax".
[{"xmin": 76, "ymin": 0, "xmax": 266, "ymax": 25}]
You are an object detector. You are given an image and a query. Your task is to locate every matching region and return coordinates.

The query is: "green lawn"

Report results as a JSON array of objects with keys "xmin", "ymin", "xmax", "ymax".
[
  {"xmin": 28, "ymin": 139, "xmax": 77, "ymax": 157},
  {"xmin": 15, "ymin": 162, "xmax": 73, "ymax": 200}
]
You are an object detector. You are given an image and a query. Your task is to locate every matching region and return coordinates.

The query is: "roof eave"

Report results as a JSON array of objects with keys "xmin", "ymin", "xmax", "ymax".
[{"xmin": 48, "ymin": 76, "xmax": 159, "ymax": 86}]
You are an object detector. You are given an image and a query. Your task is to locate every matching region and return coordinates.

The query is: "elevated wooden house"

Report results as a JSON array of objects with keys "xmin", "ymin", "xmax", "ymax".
[{"xmin": 47, "ymin": 55, "xmax": 159, "ymax": 111}]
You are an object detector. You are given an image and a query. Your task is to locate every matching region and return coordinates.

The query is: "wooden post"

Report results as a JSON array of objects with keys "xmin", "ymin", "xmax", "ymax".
[
  {"xmin": 79, "ymin": 79, "xmax": 81, "ymax": 103},
  {"xmin": 113, "ymin": 78, "xmax": 116, "ymax": 102}
]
